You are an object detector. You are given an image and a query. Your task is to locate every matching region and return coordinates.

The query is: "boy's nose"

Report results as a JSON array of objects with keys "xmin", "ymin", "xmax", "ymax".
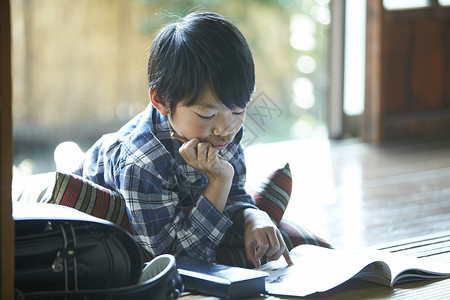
[{"xmin": 213, "ymin": 115, "xmax": 234, "ymax": 136}]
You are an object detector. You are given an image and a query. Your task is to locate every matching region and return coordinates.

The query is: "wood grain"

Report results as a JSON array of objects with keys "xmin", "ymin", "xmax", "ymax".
[{"xmin": 1, "ymin": 0, "xmax": 14, "ymax": 298}]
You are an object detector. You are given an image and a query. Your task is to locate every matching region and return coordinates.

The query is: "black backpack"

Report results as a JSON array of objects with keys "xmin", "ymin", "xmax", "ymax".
[{"xmin": 13, "ymin": 203, "xmax": 184, "ymax": 300}]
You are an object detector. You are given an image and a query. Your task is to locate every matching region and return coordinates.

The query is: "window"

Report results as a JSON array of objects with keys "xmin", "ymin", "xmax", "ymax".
[
  {"xmin": 383, "ymin": 0, "xmax": 432, "ymax": 10},
  {"xmin": 343, "ymin": 0, "xmax": 366, "ymax": 116},
  {"xmin": 438, "ymin": 0, "xmax": 450, "ymax": 6}
]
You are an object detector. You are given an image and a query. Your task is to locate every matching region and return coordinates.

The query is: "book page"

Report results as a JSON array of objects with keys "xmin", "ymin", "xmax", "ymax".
[
  {"xmin": 361, "ymin": 249, "xmax": 450, "ymax": 285},
  {"xmin": 258, "ymin": 245, "xmax": 391, "ymax": 297}
]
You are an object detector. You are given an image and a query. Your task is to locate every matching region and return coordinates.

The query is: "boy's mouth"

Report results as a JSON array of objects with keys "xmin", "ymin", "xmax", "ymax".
[
  {"xmin": 213, "ymin": 143, "xmax": 229, "ymax": 151},
  {"xmin": 171, "ymin": 130, "xmax": 231, "ymax": 151}
]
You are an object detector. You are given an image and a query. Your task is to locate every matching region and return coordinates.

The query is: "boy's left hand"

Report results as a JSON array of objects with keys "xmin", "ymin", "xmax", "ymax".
[{"xmin": 242, "ymin": 209, "xmax": 293, "ymax": 268}]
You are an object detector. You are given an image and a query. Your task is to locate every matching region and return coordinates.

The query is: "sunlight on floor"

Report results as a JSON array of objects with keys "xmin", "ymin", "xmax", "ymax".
[{"xmin": 339, "ymin": 161, "xmax": 364, "ymax": 247}]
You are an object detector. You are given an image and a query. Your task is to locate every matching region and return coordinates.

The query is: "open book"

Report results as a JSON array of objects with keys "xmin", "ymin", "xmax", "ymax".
[{"xmin": 257, "ymin": 244, "xmax": 450, "ymax": 297}]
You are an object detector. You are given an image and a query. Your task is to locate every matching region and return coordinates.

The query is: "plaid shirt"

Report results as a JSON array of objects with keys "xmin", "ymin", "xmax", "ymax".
[{"xmin": 74, "ymin": 104, "xmax": 256, "ymax": 261}]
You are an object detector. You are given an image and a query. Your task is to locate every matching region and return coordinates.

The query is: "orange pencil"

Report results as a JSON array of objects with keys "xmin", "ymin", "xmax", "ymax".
[{"xmin": 171, "ymin": 131, "xmax": 190, "ymax": 143}]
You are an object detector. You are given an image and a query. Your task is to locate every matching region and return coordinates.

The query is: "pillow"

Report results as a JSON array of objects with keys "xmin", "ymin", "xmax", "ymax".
[
  {"xmin": 249, "ymin": 163, "xmax": 292, "ymax": 224},
  {"xmin": 249, "ymin": 163, "xmax": 331, "ymax": 248},
  {"xmin": 278, "ymin": 219, "xmax": 332, "ymax": 250},
  {"xmin": 45, "ymin": 172, "xmax": 131, "ymax": 233}
]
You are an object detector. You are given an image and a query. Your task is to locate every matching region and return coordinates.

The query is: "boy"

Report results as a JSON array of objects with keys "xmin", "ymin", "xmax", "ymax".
[{"xmin": 74, "ymin": 11, "xmax": 291, "ymax": 268}]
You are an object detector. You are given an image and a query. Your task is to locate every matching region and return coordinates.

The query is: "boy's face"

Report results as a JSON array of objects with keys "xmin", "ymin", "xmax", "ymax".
[{"xmin": 169, "ymin": 87, "xmax": 246, "ymax": 151}]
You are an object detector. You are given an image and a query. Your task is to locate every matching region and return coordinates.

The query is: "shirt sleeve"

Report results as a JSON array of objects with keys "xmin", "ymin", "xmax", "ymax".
[{"xmin": 116, "ymin": 142, "xmax": 233, "ymax": 262}]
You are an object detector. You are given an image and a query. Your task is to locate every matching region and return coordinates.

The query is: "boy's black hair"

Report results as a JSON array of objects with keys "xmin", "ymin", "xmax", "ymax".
[{"xmin": 147, "ymin": 11, "xmax": 255, "ymax": 112}]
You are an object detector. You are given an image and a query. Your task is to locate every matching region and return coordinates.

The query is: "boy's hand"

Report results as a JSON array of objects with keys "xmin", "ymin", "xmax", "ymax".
[
  {"xmin": 179, "ymin": 138, "xmax": 234, "ymax": 212},
  {"xmin": 179, "ymin": 138, "xmax": 234, "ymax": 182},
  {"xmin": 242, "ymin": 209, "xmax": 293, "ymax": 268}
]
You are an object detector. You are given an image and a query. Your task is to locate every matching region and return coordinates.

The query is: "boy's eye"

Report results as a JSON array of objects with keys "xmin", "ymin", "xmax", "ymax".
[
  {"xmin": 197, "ymin": 113, "xmax": 215, "ymax": 120},
  {"xmin": 233, "ymin": 110, "xmax": 246, "ymax": 116}
]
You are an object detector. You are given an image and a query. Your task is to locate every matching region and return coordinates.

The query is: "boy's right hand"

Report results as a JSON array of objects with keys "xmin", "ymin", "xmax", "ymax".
[
  {"xmin": 179, "ymin": 138, "xmax": 234, "ymax": 181},
  {"xmin": 179, "ymin": 138, "xmax": 234, "ymax": 212}
]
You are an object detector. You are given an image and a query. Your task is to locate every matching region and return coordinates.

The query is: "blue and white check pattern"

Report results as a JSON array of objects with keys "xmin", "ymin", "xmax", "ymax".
[{"xmin": 73, "ymin": 104, "xmax": 257, "ymax": 261}]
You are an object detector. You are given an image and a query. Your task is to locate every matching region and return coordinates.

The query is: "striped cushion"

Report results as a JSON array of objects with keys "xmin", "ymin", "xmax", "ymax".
[
  {"xmin": 250, "ymin": 163, "xmax": 330, "ymax": 249},
  {"xmin": 45, "ymin": 172, "xmax": 131, "ymax": 233},
  {"xmin": 278, "ymin": 220, "xmax": 331, "ymax": 250},
  {"xmin": 252, "ymin": 163, "xmax": 292, "ymax": 224}
]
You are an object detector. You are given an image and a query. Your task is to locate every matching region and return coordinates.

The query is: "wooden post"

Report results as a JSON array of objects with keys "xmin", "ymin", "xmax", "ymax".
[
  {"xmin": 364, "ymin": 0, "xmax": 383, "ymax": 142},
  {"xmin": 0, "ymin": 0, "xmax": 14, "ymax": 298}
]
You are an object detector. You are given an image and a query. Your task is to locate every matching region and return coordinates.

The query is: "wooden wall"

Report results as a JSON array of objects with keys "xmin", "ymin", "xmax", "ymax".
[
  {"xmin": 11, "ymin": 0, "xmax": 152, "ymax": 135},
  {"xmin": 365, "ymin": 1, "xmax": 450, "ymax": 141}
]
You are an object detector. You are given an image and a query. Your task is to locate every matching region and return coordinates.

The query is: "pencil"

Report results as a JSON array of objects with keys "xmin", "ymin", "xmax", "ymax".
[{"xmin": 171, "ymin": 131, "xmax": 190, "ymax": 143}]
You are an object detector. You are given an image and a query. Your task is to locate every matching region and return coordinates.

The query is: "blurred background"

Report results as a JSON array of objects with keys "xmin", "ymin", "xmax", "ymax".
[
  {"xmin": 14, "ymin": 0, "xmax": 446, "ymax": 175},
  {"xmin": 12, "ymin": 0, "xmax": 335, "ymax": 175}
]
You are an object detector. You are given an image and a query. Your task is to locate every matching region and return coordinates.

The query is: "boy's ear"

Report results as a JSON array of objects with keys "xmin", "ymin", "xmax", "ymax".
[{"xmin": 149, "ymin": 89, "xmax": 170, "ymax": 116}]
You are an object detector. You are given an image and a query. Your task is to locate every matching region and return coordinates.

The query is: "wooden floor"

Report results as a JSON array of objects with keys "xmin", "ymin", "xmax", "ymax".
[{"xmin": 244, "ymin": 137, "xmax": 450, "ymax": 250}]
